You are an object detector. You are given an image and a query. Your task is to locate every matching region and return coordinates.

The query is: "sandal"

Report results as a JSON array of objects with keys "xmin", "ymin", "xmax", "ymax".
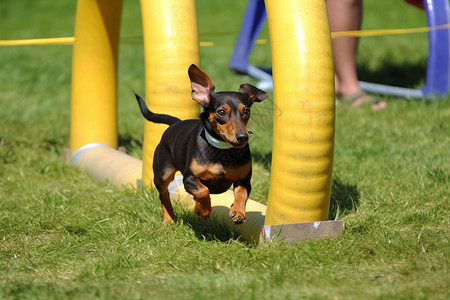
[{"xmin": 337, "ymin": 91, "xmax": 387, "ymax": 111}]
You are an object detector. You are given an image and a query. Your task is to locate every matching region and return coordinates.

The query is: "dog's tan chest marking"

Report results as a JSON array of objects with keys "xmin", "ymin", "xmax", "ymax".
[
  {"xmin": 190, "ymin": 159, "xmax": 224, "ymax": 181},
  {"xmin": 223, "ymin": 161, "xmax": 251, "ymax": 182},
  {"xmin": 190, "ymin": 159, "xmax": 251, "ymax": 182}
]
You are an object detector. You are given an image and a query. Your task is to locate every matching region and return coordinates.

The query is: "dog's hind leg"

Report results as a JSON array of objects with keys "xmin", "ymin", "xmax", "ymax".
[
  {"xmin": 160, "ymin": 190, "xmax": 176, "ymax": 226},
  {"xmin": 154, "ymin": 168, "xmax": 177, "ymax": 225}
]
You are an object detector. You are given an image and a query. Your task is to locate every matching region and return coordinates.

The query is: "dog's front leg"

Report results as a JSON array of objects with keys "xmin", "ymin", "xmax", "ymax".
[
  {"xmin": 183, "ymin": 174, "xmax": 212, "ymax": 220},
  {"xmin": 230, "ymin": 180, "xmax": 251, "ymax": 224}
]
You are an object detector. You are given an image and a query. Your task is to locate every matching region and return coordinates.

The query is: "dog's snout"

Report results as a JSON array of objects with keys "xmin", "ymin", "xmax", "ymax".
[{"xmin": 236, "ymin": 133, "xmax": 248, "ymax": 144}]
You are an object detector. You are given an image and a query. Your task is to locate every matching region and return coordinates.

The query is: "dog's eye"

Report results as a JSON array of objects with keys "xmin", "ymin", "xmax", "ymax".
[
  {"xmin": 243, "ymin": 107, "xmax": 250, "ymax": 118},
  {"xmin": 216, "ymin": 109, "xmax": 227, "ymax": 118}
]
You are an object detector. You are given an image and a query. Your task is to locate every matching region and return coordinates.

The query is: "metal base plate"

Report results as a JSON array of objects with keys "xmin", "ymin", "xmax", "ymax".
[{"xmin": 261, "ymin": 220, "xmax": 344, "ymax": 243}]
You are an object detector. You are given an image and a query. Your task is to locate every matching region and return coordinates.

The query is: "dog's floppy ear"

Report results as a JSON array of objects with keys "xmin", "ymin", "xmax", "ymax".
[
  {"xmin": 188, "ymin": 64, "xmax": 215, "ymax": 108},
  {"xmin": 239, "ymin": 83, "xmax": 269, "ymax": 103}
]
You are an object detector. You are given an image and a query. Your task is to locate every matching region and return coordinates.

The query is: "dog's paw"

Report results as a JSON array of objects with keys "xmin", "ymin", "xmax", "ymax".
[{"xmin": 229, "ymin": 203, "xmax": 246, "ymax": 224}]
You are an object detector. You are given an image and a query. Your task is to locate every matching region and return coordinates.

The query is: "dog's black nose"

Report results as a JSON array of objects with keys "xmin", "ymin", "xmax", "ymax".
[{"xmin": 236, "ymin": 133, "xmax": 248, "ymax": 144}]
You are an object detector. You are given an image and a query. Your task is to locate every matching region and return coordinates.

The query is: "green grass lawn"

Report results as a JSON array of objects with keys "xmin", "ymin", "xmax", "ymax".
[{"xmin": 1, "ymin": 0, "xmax": 449, "ymax": 299}]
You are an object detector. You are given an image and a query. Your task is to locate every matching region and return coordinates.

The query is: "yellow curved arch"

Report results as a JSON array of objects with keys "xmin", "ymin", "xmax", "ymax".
[
  {"xmin": 70, "ymin": 0, "xmax": 123, "ymax": 154},
  {"xmin": 140, "ymin": 0, "xmax": 200, "ymax": 186},
  {"xmin": 264, "ymin": 0, "xmax": 335, "ymax": 225}
]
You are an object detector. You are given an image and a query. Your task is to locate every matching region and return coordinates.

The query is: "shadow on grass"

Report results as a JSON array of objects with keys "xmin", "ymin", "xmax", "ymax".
[
  {"xmin": 358, "ymin": 59, "xmax": 427, "ymax": 88},
  {"xmin": 329, "ymin": 177, "xmax": 360, "ymax": 220},
  {"xmin": 252, "ymin": 152, "xmax": 360, "ymax": 221},
  {"xmin": 178, "ymin": 206, "xmax": 265, "ymax": 244},
  {"xmin": 178, "ymin": 210, "xmax": 239, "ymax": 243}
]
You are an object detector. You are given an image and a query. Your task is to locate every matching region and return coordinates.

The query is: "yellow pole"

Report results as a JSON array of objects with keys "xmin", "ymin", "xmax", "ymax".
[
  {"xmin": 264, "ymin": 0, "xmax": 335, "ymax": 225},
  {"xmin": 70, "ymin": 0, "xmax": 123, "ymax": 154},
  {"xmin": 140, "ymin": 0, "xmax": 200, "ymax": 187}
]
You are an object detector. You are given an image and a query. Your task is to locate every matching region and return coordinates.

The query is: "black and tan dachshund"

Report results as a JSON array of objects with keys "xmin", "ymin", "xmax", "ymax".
[{"xmin": 136, "ymin": 64, "xmax": 268, "ymax": 225}]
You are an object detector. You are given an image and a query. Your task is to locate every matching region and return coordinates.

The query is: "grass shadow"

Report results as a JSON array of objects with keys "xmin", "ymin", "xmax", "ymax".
[
  {"xmin": 177, "ymin": 205, "xmax": 263, "ymax": 244},
  {"xmin": 177, "ymin": 208, "xmax": 239, "ymax": 243},
  {"xmin": 329, "ymin": 176, "xmax": 360, "ymax": 220},
  {"xmin": 357, "ymin": 58, "xmax": 427, "ymax": 89}
]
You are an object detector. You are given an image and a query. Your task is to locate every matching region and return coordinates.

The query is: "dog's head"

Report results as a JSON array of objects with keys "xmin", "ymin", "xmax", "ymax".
[{"xmin": 188, "ymin": 64, "xmax": 268, "ymax": 148}]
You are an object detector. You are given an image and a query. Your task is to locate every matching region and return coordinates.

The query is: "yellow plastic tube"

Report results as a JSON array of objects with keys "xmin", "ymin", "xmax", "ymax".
[
  {"xmin": 140, "ymin": 0, "xmax": 200, "ymax": 186},
  {"xmin": 264, "ymin": 0, "xmax": 335, "ymax": 225},
  {"xmin": 71, "ymin": 144, "xmax": 142, "ymax": 189},
  {"xmin": 70, "ymin": 0, "xmax": 123, "ymax": 154}
]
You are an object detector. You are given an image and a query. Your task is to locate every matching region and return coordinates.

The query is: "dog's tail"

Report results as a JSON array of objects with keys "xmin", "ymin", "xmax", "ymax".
[{"xmin": 135, "ymin": 93, "xmax": 181, "ymax": 126}]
